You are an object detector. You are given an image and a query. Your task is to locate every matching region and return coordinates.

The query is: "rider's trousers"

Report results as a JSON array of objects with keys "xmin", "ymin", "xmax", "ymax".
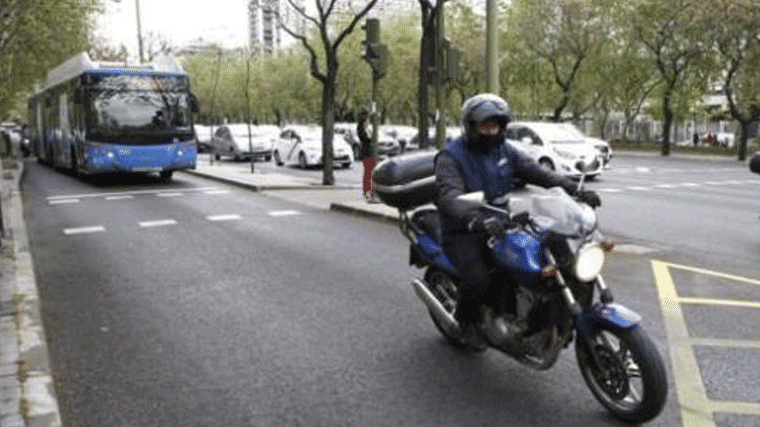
[{"xmin": 442, "ymin": 232, "xmax": 497, "ymax": 325}]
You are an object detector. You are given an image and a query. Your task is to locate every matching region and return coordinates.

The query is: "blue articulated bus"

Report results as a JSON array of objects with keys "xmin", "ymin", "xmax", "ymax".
[{"xmin": 27, "ymin": 52, "xmax": 198, "ymax": 181}]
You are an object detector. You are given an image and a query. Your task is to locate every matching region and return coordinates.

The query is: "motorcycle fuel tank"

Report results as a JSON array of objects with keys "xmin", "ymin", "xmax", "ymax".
[{"xmin": 489, "ymin": 230, "xmax": 544, "ymax": 283}]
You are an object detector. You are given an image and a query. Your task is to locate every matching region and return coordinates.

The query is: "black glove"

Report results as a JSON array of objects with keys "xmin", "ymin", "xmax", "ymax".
[
  {"xmin": 576, "ymin": 190, "xmax": 601, "ymax": 208},
  {"xmin": 468, "ymin": 214, "xmax": 507, "ymax": 236}
]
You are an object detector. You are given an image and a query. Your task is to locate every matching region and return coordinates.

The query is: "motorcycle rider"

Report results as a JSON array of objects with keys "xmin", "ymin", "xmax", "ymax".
[{"xmin": 434, "ymin": 93, "xmax": 601, "ymax": 350}]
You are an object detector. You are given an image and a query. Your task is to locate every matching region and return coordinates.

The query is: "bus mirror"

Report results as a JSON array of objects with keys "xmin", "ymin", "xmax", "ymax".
[{"xmin": 189, "ymin": 94, "xmax": 199, "ymax": 114}]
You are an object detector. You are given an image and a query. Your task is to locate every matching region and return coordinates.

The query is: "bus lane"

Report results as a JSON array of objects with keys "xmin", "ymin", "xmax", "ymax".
[{"xmin": 652, "ymin": 261, "xmax": 760, "ymax": 427}]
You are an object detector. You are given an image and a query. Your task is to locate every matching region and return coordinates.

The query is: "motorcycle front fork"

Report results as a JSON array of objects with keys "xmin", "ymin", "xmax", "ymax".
[{"xmin": 544, "ymin": 249, "xmax": 611, "ymax": 371}]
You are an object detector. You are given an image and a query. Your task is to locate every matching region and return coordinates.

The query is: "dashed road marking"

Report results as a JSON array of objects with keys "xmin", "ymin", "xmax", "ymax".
[
  {"xmin": 47, "ymin": 186, "xmax": 218, "ymax": 201},
  {"xmin": 63, "ymin": 226, "xmax": 105, "ymax": 235},
  {"xmin": 156, "ymin": 192, "xmax": 183, "ymax": 197},
  {"xmin": 49, "ymin": 199, "xmax": 79, "ymax": 205},
  {"xmin": 207, "ymin": 214, "xmax": 242, "ymax": 221},
  {"xmin": 268, "ymin": 210, "xmax": 301, "ymax": 217},
  {"xmin": 652, "ymin": 260, "xmax": 760, "ymax": 426},
  {"xmin": 204, "ymin": 190, "xmax": 232, "ymax": 195},
  {"xmin": 138, "ymin": 219, "xmax": 178, "ymax": 228},
  {"xmin": 626, "ymin": 186, "xmax": 649, "ymax": 191},
  {"xmin": 105, "ymin": 195, "xmax": 134, "ymax": 201}
]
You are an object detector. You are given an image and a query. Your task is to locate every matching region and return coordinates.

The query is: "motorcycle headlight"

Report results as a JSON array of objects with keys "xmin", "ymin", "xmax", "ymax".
[{"xmin": 574, "ymin": 243, "xmax": 605, "ymax": 282}]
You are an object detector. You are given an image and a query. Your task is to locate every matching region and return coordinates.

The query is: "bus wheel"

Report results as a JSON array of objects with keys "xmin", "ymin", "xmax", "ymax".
[{"xmin": 160, "ymin": 170, "xmax": 173, "ymax": 182}]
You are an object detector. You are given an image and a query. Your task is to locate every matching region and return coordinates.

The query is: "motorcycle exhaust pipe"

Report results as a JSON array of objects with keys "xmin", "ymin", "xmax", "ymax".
[{"xmin": 411, "ymin": 278, "xmax": 460, "ymax": 337}]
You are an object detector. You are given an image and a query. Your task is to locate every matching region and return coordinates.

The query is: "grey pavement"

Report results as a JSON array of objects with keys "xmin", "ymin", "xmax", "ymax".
[{"xmin": 0, "ymin": 150, "xmax": 749, "ymax": 426}]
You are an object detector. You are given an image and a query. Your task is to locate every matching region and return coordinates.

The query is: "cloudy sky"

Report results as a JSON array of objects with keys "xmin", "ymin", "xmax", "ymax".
[{"xmin": 94, "ymin": 0, "xmax": 251, "ymax": 55}]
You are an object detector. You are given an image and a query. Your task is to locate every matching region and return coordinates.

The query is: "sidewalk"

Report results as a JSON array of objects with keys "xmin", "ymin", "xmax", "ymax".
[
  {"xmin": 185, "ymin": 159, "xmax": 403, "ymax": 223},
  {"xmin": 0, "ymin": 159, "xmax": 61, "ymax": 427}
]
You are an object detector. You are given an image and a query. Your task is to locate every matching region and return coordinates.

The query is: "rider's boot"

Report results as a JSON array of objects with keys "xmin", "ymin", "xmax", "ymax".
[{"xmin": 459, "ymin": 321, "xmax": 488, "ymax": 351}]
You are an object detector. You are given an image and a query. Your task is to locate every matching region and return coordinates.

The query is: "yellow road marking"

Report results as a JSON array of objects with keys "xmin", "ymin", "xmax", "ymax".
[
  {"xmin": 690, "ymin": 338, "xmax": 760, "ymax": 349},
  {"xmin": 652, "ymin": 260, "xmax": 716, "ymax": 427},
  {"xmin": 679, "ymin": 297, "xmax": 760, "ymax": 310},
  {"xmin": 660, "ymin": 262, "xmax": 760, "ymax": 287},
  {"xmin": 652, "ymin": 260, "xmax": 760, "ymax": 426}
]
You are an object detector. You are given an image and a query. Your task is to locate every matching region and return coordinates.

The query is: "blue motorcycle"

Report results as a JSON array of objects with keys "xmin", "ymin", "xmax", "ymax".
[{"xmin": 374, "ymin": 151, "xmax": 667, "ymax": 424}]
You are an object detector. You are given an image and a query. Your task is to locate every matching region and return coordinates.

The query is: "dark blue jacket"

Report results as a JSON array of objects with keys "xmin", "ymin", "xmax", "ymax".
[{"xmin": 435, "ymin": 135, "xmax": 576, "ymax": 237}]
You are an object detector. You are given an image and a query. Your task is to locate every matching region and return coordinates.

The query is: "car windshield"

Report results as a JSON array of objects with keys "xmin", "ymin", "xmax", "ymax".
[
  {"xmin": 87, "ymin": 74, "xmax": 193, "ymax": 144},
  {"xmin": 523, "ymin": 187, "xmax": 597, "ymax": 236},
  {"xmin": 530, "ymin": 124, "xmax": 586, "ymax": 144}
]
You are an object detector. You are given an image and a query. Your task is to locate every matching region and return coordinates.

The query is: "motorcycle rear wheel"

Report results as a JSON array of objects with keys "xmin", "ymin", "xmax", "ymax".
[{"xmin": 575, "ymin": 325, "xmax": 667, "ymax": 423}]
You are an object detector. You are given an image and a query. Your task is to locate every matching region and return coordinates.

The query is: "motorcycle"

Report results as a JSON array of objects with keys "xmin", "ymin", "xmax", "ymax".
[{"xmin": 373, "ymin": 151, "xmax": 668, "ymax": 424}]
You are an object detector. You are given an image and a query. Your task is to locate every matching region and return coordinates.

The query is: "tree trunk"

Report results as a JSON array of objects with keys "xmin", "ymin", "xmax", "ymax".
[
  {"xmin": 738, "ymin": 120, "xmax": 750, "ymax": 161},
  {"xmin": 321, "ymin": 63, "xmax": 337, "ymax": 186},
  {"xmin": 661, "ymin": 92, "xmax": 672, "ymax": 156}
]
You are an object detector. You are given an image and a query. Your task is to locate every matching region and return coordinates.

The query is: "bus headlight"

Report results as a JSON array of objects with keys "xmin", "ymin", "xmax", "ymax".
[
  {"xmin": 574, "ymin": 243, "xmax": 605, "ymax": 282},
  {"xmin": 107, "ymin": 152, "xmax": 115, "ymax": 159}
]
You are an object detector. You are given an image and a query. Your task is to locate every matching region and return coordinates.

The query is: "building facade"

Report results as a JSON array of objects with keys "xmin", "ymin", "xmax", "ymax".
[{"xmin": 248, "ymin": 0, "xmax": 306, "ymax": 54}]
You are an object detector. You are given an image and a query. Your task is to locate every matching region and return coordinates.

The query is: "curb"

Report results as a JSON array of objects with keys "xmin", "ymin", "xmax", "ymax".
[
  {"xmin": 0, "ymin": 160, "xmax": 62, "ymax": 427},
  {"xmin": 328, "ymin": 202, "xmax": 400, "ymax": 225}
]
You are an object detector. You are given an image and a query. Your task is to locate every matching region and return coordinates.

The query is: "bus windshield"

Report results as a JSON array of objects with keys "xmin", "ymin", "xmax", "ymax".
[{"xmin": 87, "ymin": 73, "xmax": 194, "ymax": 144}]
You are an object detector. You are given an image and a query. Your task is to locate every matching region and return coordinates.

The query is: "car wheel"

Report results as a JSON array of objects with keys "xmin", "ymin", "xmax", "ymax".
[
  {"xmin": 299, "ymin": 152, "xmax": 308, "ymax": 169},
  {"xmin": 539, "ymin": 158, "xmax": 555, "ymax": 171},
  {"xmin": 274, "ymin": 150, "xmax": 284, "ymax": 166},
  {"xmin": 159, "ymin": 170, "xmax": 173, "ymax": 182},
  {"xmin": 214, "ymin": 153, "xmax": 220, "ymax": 161},
  {"xmin": 265, "ymin": 154, "xmax": 271, "ymax": 162}
]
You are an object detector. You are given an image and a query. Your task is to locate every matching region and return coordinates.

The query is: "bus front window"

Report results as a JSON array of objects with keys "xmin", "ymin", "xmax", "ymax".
[{"xmin": 91, "ymin": 91, "xmax": 191, "ymax": 131}]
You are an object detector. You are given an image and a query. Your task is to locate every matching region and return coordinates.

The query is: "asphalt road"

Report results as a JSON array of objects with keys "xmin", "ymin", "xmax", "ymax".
[{"xmin": 20, "ymin": 154, "xmax": 760, "ymax": 427}]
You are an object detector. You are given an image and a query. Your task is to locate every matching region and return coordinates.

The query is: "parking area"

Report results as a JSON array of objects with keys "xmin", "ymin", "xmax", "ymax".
[{"xmin": 652, "ymin": 261, "xmax": 760, "ymax": 427}]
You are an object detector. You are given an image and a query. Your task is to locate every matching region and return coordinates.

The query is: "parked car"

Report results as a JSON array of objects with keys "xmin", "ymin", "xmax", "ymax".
[
  {"xmin": 506, "ymin": 121, "xmax": 603, "ymax": 179},
  {"xmin": 585, "ymin": 136, "xmax": 613, "ymax": 168},
  {"xmin": 211, "ymin": 124, "xmax": 278, "ymax": 161},
  {"xmin": 274, "ymin": 125, "xmax": 353, "ymax": 168},
  {"xmin": 194, "ymin": 124, "xmax": 212, "ymax": 153}
]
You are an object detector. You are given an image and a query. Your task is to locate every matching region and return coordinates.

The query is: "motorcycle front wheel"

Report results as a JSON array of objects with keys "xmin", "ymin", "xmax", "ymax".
[{"xmin": 575, "ymin": 325, "xmax": 667, "ymax": 424}]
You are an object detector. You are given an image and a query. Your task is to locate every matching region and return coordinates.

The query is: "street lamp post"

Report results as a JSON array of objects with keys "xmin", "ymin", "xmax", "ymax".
[
  {"xmin": 135, "ymin": 0, "xmax": 145, "ymax": 63},
  {"xmin": 110, "ymin": 0, "xmax": 145, "ymax": 63}
]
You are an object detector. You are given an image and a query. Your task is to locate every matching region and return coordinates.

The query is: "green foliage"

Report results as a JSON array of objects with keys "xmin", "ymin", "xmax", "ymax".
[{"xmin": 0, "ymin": 0, "xmax": 98, "ymax": 119}]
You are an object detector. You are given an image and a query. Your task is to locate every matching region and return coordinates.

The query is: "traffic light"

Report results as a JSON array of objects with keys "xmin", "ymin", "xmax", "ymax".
[{"xmin": 361, "ymin": 18, "xmax": 388, "ymax": 80}]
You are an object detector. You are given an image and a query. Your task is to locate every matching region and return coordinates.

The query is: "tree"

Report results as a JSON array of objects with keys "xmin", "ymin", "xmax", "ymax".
[
  {"xmin": 0, "ymin": 0, "xmax": 97, "ymax": 118},
  {"xmin": 276, "ymin": 0, "xmax": 379, "ymax": 185},
  {"xmin": 631, "ymin": 0, "xmax": 705, "ymax": 155},
  {"xmin": 504, "ymin": 0, "xmax": 609, "ymax": 122},
  {"xmin": 706, "ymin": 0, "xmax": 760, "ymax": 160}
]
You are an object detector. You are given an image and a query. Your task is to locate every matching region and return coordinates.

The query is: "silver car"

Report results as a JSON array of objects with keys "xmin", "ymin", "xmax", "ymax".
[{"xmin": 211, "ymin": 124, "xmax": 278, "ymax": 161}]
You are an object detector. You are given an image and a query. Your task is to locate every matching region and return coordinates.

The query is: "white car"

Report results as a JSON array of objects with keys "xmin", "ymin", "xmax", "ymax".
[
  {"xmin": 506, "ymin": 121, "xmax": 603, "ymax": 179},
  {"xmin": 585, "ymin": 136, "xmax": 613, "ymax": 168},
  {"xmin": 211, "ymin": 124, "xmax": 279, "ymax": 161},
  {"xmin": 273, "ymin": 125, "xmax": 353, "ymax": 169}
]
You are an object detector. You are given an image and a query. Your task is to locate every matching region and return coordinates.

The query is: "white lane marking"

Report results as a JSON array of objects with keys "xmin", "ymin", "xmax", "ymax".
[
  {"xmin": 49, "ymin": 199, "xmax": 80, "ymax": 205},
  {"xmin": 627, "ymin": 186, "xmax": 649, "ymax": 191},
  {"xmin": 655, "ymin": 184, "xmax": 676, "ymax": 188},
  {"xmin": 723, "ymin": 180, "xmax": 742, "ymax": 185},
  {"xmin": 204, "ymin": 190, "xmax": 231, "ymax": 195},
  {"xmin": 46, "ymin": 187, "xmax": 218, "ymax": 201},
  {"xmin": 597, "ymin": 188, "xmax": 621, "ymax": 193},
  {"xmin": 207, "ymin": 214, "xmax": 242, "ymax": 221},
  {"xmin": 156, "ymin": 192, "xmax": 183, "ymax": 197},
  {"xmin": 703, "ymin": 181, "xmax": 722, "ymax": 185},
  {"xmin": 64, "ymin": 226, "xmax": 105, "ymax": 235},
  {"xmin": 139, "ymin": 219, "xmax": 178, "ymax": 228},
  {"xmin": 105, "ymin": 195, "xmax": 134, "ymax": 201},
  {"xmin": 677, "ymin": 182, "xmax": 700, "ymax": 187},
  {"xmin": 268, "ymin": 210, "xmax": 301, "ymax": 217},
  {"xmin": 635, "ymin": 167, "xmax": 650, "ymax": 172}
]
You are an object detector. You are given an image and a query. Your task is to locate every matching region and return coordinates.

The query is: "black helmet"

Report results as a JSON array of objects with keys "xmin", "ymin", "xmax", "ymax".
[{"xmin": 461, "ymin": 93, "xmax": 513, "ymax": 142}]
